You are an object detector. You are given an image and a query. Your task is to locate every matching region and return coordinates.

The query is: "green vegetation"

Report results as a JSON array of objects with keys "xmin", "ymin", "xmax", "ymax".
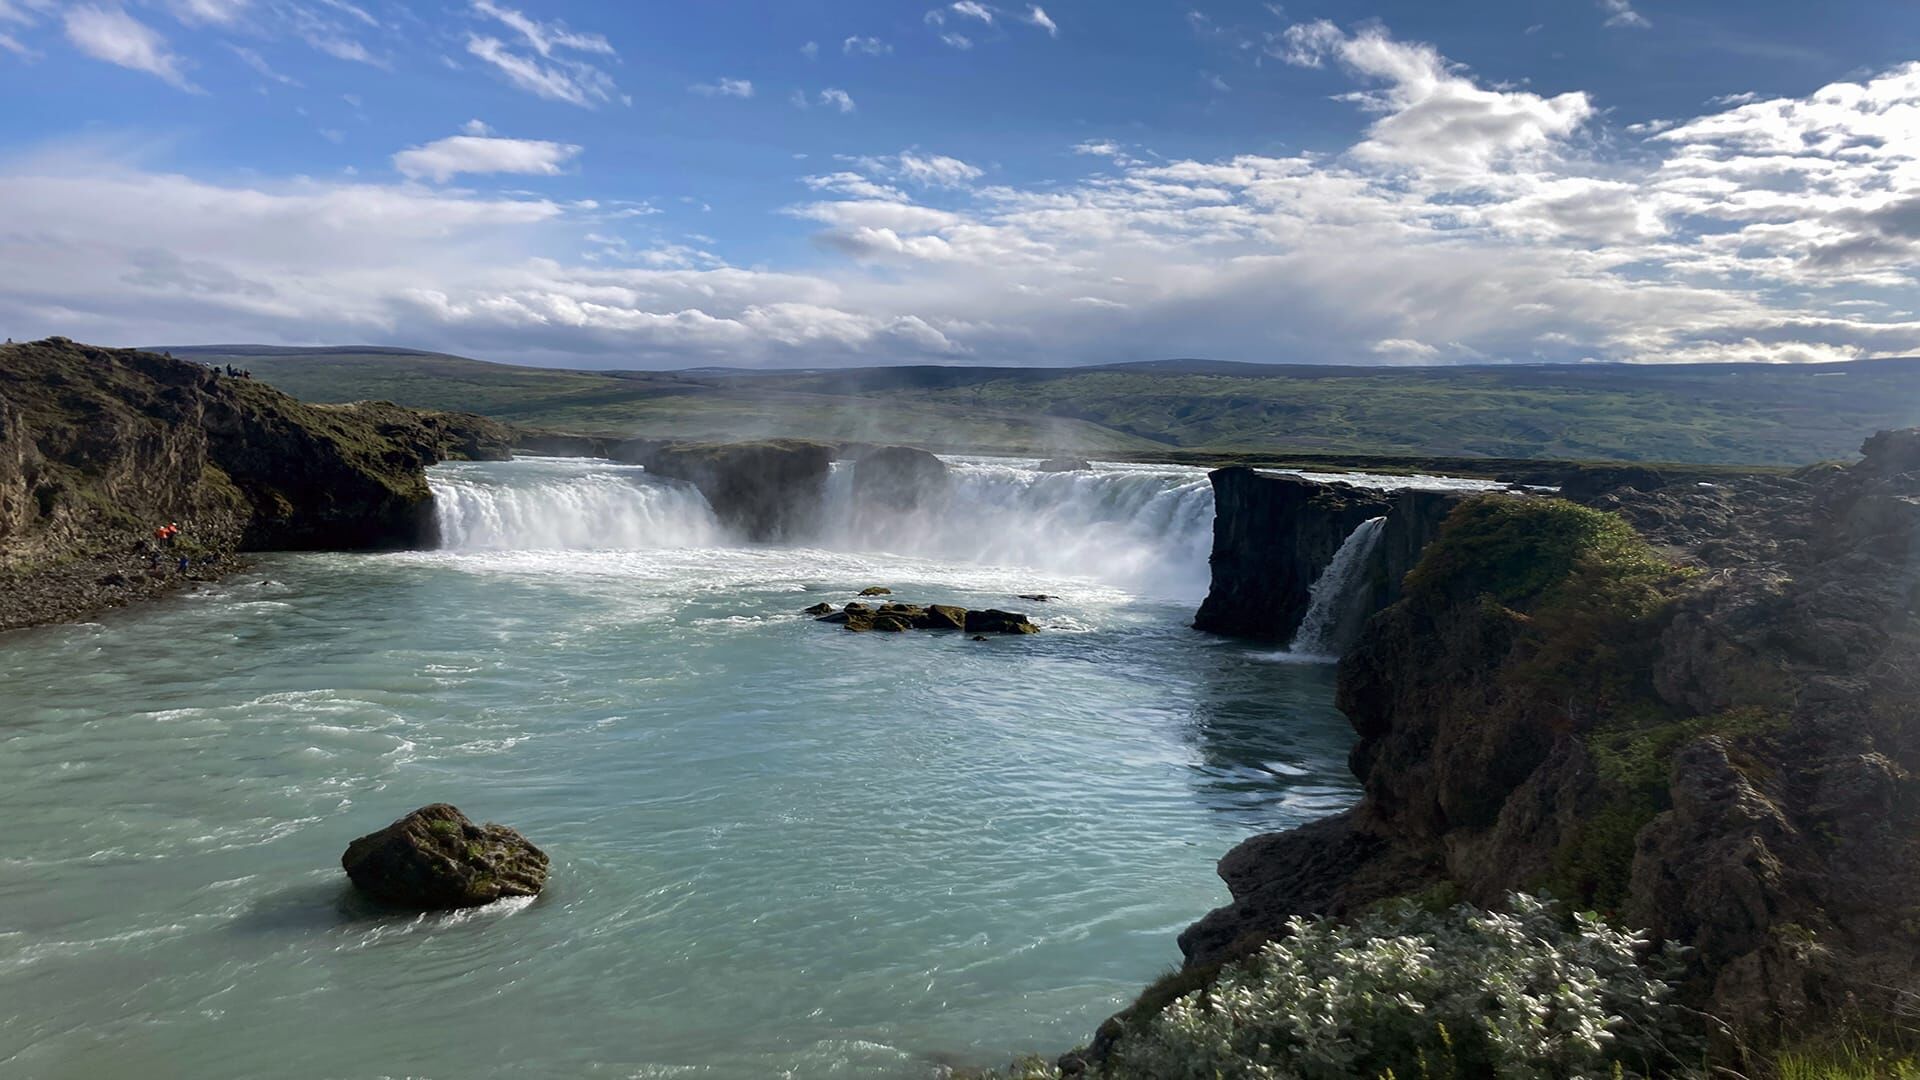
[
  {"xmin": 165, "ymin": 346, "xmax": 1920, "ymax": 466},
  {"xmin": 1773, "ymin": 1038, "xmax": 1920, "ymax": 1079},
  {"xmin": 992, "ymin": 895, "xmax": 1694, "ymax": 1080}
]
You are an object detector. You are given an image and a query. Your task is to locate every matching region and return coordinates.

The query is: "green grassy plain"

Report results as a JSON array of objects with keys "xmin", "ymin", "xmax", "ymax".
[{"xmin": 166, "ymin": 346, "xmax": 1920, "ymax": 466}]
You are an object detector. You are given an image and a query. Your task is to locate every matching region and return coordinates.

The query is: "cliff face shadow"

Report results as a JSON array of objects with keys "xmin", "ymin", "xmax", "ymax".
[{"xmin": 1179, "ymin": 644, "xmax": 1361, "ymax": 831}]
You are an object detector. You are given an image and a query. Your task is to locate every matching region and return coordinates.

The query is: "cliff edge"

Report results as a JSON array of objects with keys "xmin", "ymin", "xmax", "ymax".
[
  {"xmin": 0, "ymin": 338, "xmax": 510, "ymax": 631},
  {"xmin": 1171, "ymin": 430, "xmax": 1920, "ymax": 1049}
]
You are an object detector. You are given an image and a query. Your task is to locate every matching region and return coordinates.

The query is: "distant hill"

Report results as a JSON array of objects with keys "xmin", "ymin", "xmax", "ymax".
[{"xmin": 157, "ymin": 345, "xmax": 1920, "ymax": 466}]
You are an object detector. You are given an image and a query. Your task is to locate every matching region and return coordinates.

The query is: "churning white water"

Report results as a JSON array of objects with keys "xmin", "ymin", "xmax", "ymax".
[
  {"xmin": 1288, "ymin": 516, "xmax": 1389, "ymax": 659},
  {"xmin": 432, "ymin": 457, "xmax": 723, "ymax": 551},
  {"xmin": 821, "ymin": 457, "xmax": 1219, "ymax": 601}
]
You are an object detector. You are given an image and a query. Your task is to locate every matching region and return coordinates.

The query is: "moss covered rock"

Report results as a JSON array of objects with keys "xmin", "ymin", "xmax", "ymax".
[{"xmin": 341, "ymin": 803, "xmax": 548, "ymax": 910}]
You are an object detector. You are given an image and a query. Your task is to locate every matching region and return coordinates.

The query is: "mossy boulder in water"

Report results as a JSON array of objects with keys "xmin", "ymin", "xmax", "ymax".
[{"xmin": 341, "ymin": 803, "xmax": 549, "ymax": 909}]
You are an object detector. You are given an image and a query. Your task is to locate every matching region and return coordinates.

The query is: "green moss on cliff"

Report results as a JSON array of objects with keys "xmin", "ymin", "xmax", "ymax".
[{"xmin": 1407, "ymin": 496, "xmax": 1672, "ymax": 611}]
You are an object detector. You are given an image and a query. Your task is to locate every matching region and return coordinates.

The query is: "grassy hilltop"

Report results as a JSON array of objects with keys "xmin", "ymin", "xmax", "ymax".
[{"xmin": 164, "ymin": 345, "xmax": 1920, "ymax": 466}]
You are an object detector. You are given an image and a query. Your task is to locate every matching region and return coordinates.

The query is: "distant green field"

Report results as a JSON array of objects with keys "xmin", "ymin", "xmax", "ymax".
[{"xmin": 167, "ymin": 345, "xmax": 1920, "ymax": 466}]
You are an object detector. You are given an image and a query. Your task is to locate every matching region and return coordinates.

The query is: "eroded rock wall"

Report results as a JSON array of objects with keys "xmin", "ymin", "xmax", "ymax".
[{"xmin": 1178, "ymin": 433, "xmax": 1920, "ymax": 1039}]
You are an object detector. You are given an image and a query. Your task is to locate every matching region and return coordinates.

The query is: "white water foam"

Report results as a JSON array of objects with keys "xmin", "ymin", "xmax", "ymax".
[
  {"xmin": 431, "ymin": 457, "xmax": 723, "ymax": 551},
  {"xmin": 1287, "ymin": 515, "xmax": 1388, "ymax": 660},
  {"xmin": 819, "ymin": 457, "xmax": 1218, "ymax": 601}
]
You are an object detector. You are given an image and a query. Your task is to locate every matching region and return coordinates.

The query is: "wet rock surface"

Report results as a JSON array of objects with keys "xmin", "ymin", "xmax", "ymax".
[
  {"xmin": 806, "ymin": 599, "xmax": 1036, "ymax": 634},
  {"xmin": 341, "ymin": 803, "xmax": 549, "ymax": 910},
  {"xmin": 1192, "ymin": 468, "xmax": 1396, "ymax": 641},
  {"xmin": 851, "ymin": 446, "xmax": 950, "ymax": 513},
  {"xmin": 638, "ymin": 439, "xmax": 831, "ymax": 542}
]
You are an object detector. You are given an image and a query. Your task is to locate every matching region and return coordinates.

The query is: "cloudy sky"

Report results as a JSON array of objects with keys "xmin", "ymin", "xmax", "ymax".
[{"xmin": 0, "ymin": 0, "xmax": 1915, "ymax": 368}]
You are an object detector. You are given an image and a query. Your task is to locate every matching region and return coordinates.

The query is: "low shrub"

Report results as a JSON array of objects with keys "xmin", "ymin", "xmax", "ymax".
[{"xmin": 994, "ymin": 894, "xmax": 1696, "ymax": 1080}]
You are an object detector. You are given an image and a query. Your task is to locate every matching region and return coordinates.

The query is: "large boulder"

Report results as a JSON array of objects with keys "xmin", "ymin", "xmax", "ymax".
[
  {"xmin": 341, "ymin": 803, "xmax": 549, "ymax": 909},
  {"xmin": 640, "ymin": 439, "xmax": 832, "ymax": 541},
  {"xmin": 851, "ymin": 445, "xmax": 950, "ymax": 513}
]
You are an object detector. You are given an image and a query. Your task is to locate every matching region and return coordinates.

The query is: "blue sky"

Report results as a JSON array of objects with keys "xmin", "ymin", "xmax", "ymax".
[{"xmin": 0, "ymin": 0, "xmax": 1916, "ymax": 368}]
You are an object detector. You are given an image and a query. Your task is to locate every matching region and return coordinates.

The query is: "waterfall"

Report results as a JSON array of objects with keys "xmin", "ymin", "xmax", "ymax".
[
  {"xmin": 427, "ymin": 454, "xmax": 1216, "ymax": 598},
  {"xmin": 817, "ymin": 457, "xmax": 1218, "ymax": 600},
  {"xmin": 429, "ymin": 457, "xmax": 724, "ymax": 551},
  {"xmin": 1288, "ymin": 516, "xmax": 1387, "ymax": 658}
]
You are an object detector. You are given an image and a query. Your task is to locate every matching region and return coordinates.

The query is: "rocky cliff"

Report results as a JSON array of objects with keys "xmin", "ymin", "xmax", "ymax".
[
  {"xmin": 1192, "ymin": 468, "xmax": 1468, "ymax": 647},
  {"xmin": 637, "ymin": 439, "xmax": 833, "ymax": 541},
  {"xmin": 1172, "ymin": 431, "xmax": 1920, "ymax": 1049},
  {"xmin": 0, "ymin": 338, "xmax": 505, "ymax": 631}
]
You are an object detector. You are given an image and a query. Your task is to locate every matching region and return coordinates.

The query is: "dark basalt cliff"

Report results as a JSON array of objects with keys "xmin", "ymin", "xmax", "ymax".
[
  {"xmin": 0, "ymin": 338, "xmax": 507, "ymax": 631},
  {"xmin": 1192, "ymin": 467, "xmax": 1469, "ymax": 647},
  {"xmin": 1173, "ymin": 430, "xmax": 1920, "ymax": 1044},
  {"xmin": 638, "ymin": 439, "xmax": 833, "ymax": 541}
]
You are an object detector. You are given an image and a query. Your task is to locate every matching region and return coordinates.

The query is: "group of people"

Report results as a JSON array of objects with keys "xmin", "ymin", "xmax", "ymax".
[
  {"xmin": 216, "ymin": 364, "xmax": 253, "ymax": 379},
  {"xmin": 147, "ymin": 522, "xmax": 192, "ymax": 573}
]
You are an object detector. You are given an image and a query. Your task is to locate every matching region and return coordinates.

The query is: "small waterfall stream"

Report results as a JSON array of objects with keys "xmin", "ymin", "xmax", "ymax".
[{"xmin": 1288, "ymin": 515, "xmax": 1388, "ymax": 658}]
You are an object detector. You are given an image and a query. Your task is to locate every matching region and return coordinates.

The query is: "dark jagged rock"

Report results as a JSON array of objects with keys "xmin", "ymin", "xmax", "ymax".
[
  {"xmin": 851, "ymin": 445, "xmax": 950, "ymax": 513},
  {"xmin": 0, "ymin": 339, "xmax": 498, "ymax": 632},
  {"xmin": 964, "ymin": 609, "xmax": 1039, "ymax": 634},
  {"xmin": 1037, "ymin": 457, "xmax": 1093, "ymax": 472},
  {"xmin": 858, "ymin": 586, "xmax": 892, "ymax": 596},
  {"xmin": 918, "ymin": 604, "xmax": 968, "ymax": 630},
  {"xmin": 806, "ymin": 599, "xmax": 1026, "ymax": 634},
  {"xmin": 341, "ymin": 803, "xmax": 549, "ymax": 910},
  {"xmin": 639, "ymin": 439, "xmax": 831, "ymax": 541},
  {"xmin": 1173, "ymin": 432, "xmax": 1920, "ymax": 1048},
  {"xmin": 1192, "ymin": 468, "xmax": 1395, "ymax": 641},
  {"xmin": 1018, "ymin": 593, "xmax": 1059, "ymax": 602}
]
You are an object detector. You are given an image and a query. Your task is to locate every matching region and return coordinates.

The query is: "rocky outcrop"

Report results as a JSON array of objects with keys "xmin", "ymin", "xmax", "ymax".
[
  {"xmin": 1174, "ymin": 433, "xmax": 1920, "ymax": 1046},
  {"xmin": 851, "ymin": 445, "xmax": 950, "ymax": 513},
  {"xmin": 809, "ymin": 599, "xmax": 1035, "ymax": 634},
  {"xmin": 639, "ymin": 439, "xmax": 831, "ymax": 541},
  {"xmin": 341, "ymin": 803, "xmax": 549, "ymax": 909},
  {"xmin": 0, "ymin": 338, "xmax": 501, "ymax": 632},
  {"xmin": 1037, "ymin": 457, "xmax": 1093, "ymax": 472},
  {"xmin": 1191, "ymin": 469, "xmax": 1395, "ymax": 642}
]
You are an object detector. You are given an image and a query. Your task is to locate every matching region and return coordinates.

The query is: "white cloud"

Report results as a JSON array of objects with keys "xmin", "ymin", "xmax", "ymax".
[
  {"xmin": 1025, "ymin": 5, "xmax": 1056, "ymax": 36},
  {"xmin": 466, "ymin": 0, "xmax": 618, "ymax": 107},
  {"xmin": 471, "ymin": 0, "xmax": 612, "ymax": 57},
  {"xmin": 467, "ymin": 33, "xmax": 614, "ymax": 107},
  {"xmin": 799, "ymin": 40, "xmax": 818, "ymax": 60},
  {"xmin": 64, "ymin": 5, "xmax": 198, "ymax": 91},
  {"xmin": 690, "ymin": 77, "xmax": 753, "ymax": 98},
  {"xmin": 819, "ymin": 88, "xmax": 855, "ymax": 113},
  {"xmin": 950, "ymin": 1, "xmax": 994, "ymax": 25},
  {"xmin": 392, "ymin": 131, "xmax": 583, "ymax": 182},
  {"xmin": 169, "ymin": 0, "xmax": 249, "ymax": 26},
  {"xmin": 230, "ymin": 44, "xmax": 298, "ymax": 85},
  {"xmin": 843, "ymin": 35, "xmax": 889, "ymax": 56},
  {"xmin": 853, "ymin": 152, "xmax": 984, "ymax": 187},
  {"xmin": 6, "ymin": 29, "xmax": 1919, "ymax": 371},
  {"xmin": 1278, "ymin": 21, "xmax": 1592, "ymax": 177},
  {"xmin": 1599, "ymin": 0, "xmax": 1650, "ymax": 29},
  {"xmin": 0, "ymin": 30, "xmax": 26, "ymax": 56},
  {"xmin": 940, "ymin": 32, "xmax": 971, "ymax": 50}
]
